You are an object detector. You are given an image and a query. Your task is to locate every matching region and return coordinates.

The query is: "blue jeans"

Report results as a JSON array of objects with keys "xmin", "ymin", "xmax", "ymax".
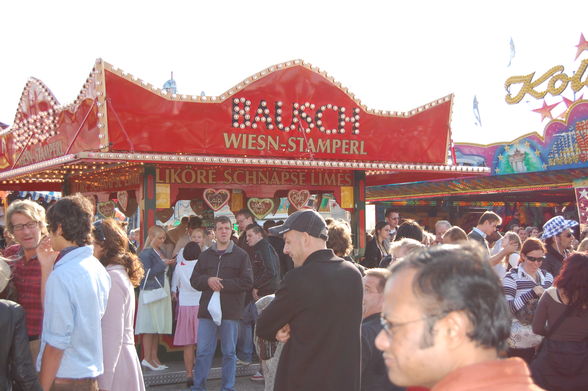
[
  {"xmin": 237, "ymin": 320, "xmax": 254, "ymax": 363},
  {"xmin": 192, "ymin": 318, "xmax": 239, "ymax": 391}
]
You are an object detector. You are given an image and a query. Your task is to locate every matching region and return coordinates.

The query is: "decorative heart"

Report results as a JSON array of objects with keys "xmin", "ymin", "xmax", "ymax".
[
  {"xmin": 97, "ymin": 201, "xmax": 116, "ymax": 218},
  {"xmin": 288, "ymin": 189, "xmax": 311, "ymax": 210},
  {"xmin": 190, "ymin": 199, "xmax": 206, "ymax": 215},
  {"xmin": 121, "ymin": 197, "xmax": 138, "ymax": 218},
  {"xmin": 203, "ymin": 188, "xmax": 231, "ymax": 211},
  {"xmin": 117, "ymin": 191, "xmax": 129, "ymax": 211},
  {"xmin": 247, "ymin": 198, "xmax": 275, "ymax": 220},
  {"xmin": 156, "ymin": 207, "xmax": 174, "ymax": 223}
]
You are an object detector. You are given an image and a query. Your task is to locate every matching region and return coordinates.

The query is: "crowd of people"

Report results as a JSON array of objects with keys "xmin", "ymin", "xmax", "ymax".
[{"xmin": 1, "ymin": 196, "xmax": 588, "ymax": 391}]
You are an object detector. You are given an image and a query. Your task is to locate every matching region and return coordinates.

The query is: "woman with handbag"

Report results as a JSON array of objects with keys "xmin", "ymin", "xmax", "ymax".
[
  {"xmin": 531, "ymin": 252, "xmax": 588, "ymax": 390},
  {"xmin": 503, "ymin": 237, "xmax": 554, "ymax": 363},
  {"xmin": 135, "ymin": 225, "xmax": 174, "ymax": 371},
  {"xmin": 92, "ymin": 219, "xmax": 146, "ymax": 390}
]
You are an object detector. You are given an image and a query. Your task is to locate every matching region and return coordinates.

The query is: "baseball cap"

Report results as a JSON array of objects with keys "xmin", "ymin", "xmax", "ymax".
[
  {"xmin": 541, "ymin": 216, "xmax": 578, "ymax": 239},
  {"xmin": 269, "ymin": 210, "xmax": 328, "ymax": 240}
]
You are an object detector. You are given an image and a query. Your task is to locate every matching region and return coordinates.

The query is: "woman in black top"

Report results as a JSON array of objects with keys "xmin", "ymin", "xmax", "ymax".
[{"xmin": 362, "ymin": 222, "xmax": 390, "ymax": 268}]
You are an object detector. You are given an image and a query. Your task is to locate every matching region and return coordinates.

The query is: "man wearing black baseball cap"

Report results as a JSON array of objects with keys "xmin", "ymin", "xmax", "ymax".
[{"xmin": 256, "ymin": 210, "xmax": 363, "ymax": 391}]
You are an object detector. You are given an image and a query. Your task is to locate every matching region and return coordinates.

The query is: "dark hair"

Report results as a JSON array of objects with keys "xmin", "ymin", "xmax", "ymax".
[
  {"xmin": 375, "ymin": 221, "xmax": 390, "ymax": 239},
  {"xmin": 263, "ymin": 220, "xmax": 277, "ymax": 232},
  {"xmin": 477, "ymin": 211, "xmax": 501, "ymax": 226},
  {"xmin": 390, "ymin": 242, "xmax": 511, "ymax": 352},
  {"xmin": 395, "ymin": 219, "xmax": 423, "ymax": 243},
  {"xmin": 93, "ymin": 219, "xmax": 144, "ymax": 287},
  {"xmin": 327, "ymin": 220, "xmax": 353, "ymax": 257},
  {"xmin": 214, "ymin": 215, "xmax": 232, "ymax": 228},
  {"xmin": 183, "ymin": 241, "xmax": 201, "ymax": 261},
  {"xmin": 385, "ymin": 208, "xmax": 399, "ymax": 218},
  {"xmin": 520, "ymin": 237, "xmax": 546, "ymax": 256},
  {"xmin": 245, "ymin": 223, "xmax": 264, "ymax": 236},
  {"xmin": 554, "ymin": 252, "xmax": 588, "ymax": 312},
  {"xmin": 235, "ymin": 208, "xmax": 255, "ymax": 221},
  {"xmin": 188, "ymin": 215, "xmax": 203, "ymax": 230},
  {"xmin": 180, "ymin": 216, "xmax": 190, "ymax": 224},
  {"xmin": 46, "ymin": 194, "xmax": 94, "ymax": 246}
]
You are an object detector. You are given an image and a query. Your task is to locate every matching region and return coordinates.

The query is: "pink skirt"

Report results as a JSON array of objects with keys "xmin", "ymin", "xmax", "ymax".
[{"xmin": 173, "ymin": 305, "xmax": 199, "ymax": 346}]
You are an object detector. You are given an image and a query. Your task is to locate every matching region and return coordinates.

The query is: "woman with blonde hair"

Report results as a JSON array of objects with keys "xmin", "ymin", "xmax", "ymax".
[
  {"xmin": 93, "ymin": 219, "xmax": 145, "ymax": 390},
  {"xmin": 135, "ymin": 225, "xmax": 174, "ymax": 371}
]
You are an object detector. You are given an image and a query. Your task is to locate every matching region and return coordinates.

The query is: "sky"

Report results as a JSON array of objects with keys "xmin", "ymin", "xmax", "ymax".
[{"xmin": 0, "ymin": 0, "xmax": 586, "ymax": 145}]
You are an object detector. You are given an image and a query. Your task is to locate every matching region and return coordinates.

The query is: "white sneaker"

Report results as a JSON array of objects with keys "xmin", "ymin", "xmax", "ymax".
[{"xmin": 236, "ymin": 359, "xmax": 252, "ymax": 366}]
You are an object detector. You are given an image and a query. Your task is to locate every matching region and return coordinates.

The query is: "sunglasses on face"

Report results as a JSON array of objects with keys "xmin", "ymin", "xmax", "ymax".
[{"xmin": 526, "ymin": 255, "xmax": 545, "ymax": 262}]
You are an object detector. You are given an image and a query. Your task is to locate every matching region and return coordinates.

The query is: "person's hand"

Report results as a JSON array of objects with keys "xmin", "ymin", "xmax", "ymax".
[
  {"xmin": 171, "ymin": 292, "xmax": 177, "ymax": 301},
  {"xmin": 37, "ymin": 236, "xmax": 58, "ymax": 270},
  {"xmin": 164, "ymin": 257, "xmax": 176, "ymax": 266},
  {"xmin": 208, "ymin": 277, "xmax": 224, "ymax": 291},
  {"xmin": 276, "ymin": 324, "xmax": 291, "ymax": 343},
  {"xmin": 533, "ymin": 285, "xmax": 545, "ymax": 296},
  {"xmin": 503, "ymin": 240, "xmax": 517, "ymax": 255},
  {"xmin": 252, "ymin": 288, "xmax": 259, "ymax": 301}
]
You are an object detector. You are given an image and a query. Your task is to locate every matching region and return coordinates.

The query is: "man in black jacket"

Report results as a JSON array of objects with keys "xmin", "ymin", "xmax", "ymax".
[
  {"xmin": 190, "ymin": 216, "xmax": 253, "ymax": 391},
  {"xmin": 256, "ymin": 210, "xmax": 363, "ymax": 391},
  {"xmin": 246, "ymin": 224, "xmax": 280, "ymax": 299},
  {"xmin": 361, "ymin": 268, "xmax": 404, "ymax": 391}
]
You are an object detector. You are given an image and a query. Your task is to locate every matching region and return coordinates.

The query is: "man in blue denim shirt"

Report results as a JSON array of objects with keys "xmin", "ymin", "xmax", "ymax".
[{"xmin": 37, "ymin": 195, "xmax": 110, "ymax": 391}]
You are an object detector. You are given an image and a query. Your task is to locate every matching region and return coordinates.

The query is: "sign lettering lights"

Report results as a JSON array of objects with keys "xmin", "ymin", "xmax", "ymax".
[
  {"xmin": 226, "ymin": 98, "xmax": 366, "ymax": 155},
  {"xmin": 505, "ymin": 59, "xmax": 588, "ymax": 104}
]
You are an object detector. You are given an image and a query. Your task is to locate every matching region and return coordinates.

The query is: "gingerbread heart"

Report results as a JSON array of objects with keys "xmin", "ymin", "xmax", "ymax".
[
  {"xmin": 203, "ymin": 188, "xmax": 231, "ymax": 211},
  {"xmin": 288, "ymin": 189, "xmax": 311, "ymax": 210},
  {"xmin": 97, "ymin": 201, "xmax": 116, "ymax": 218},
  {"xmin": 156, "ymin": 207, "xmax": 174, "ymax": 223},
  {"xmin": 190, "ymin": 199, "xmax": 206, "ymax": 214},
  {"xmin": 117, "ymin": 191, "xmax": 129, "ymax": 211},
  {"xmin": 247, "ymin": 198, "xmax": 275, "ymax": 220}
]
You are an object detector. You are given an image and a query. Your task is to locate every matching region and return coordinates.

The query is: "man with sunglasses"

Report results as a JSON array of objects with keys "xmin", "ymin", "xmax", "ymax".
[
  {"xmin": 541, "ymin": 216, "xmax": 578, "ymax": 277},
  {"xmin": 375, "ymin": 243, "xmax": 543, "ymax": 391}
]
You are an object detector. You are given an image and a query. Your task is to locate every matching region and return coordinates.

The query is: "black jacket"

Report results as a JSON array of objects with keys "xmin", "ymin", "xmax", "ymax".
[
  {"xmin": 190, "ymin": 241, "xmax": 253, "ymax": 320},
  {"xmin": 0, "ymin": 300, "xmax": 42, "ymax": 391},
  {"xmin": 363, "ymin": 238, "xmax": 386, "ymax": 268},
  {"xmin": 251, "ymin": 238, "xmax": 281, "ymax": 297},
  {"xmin": 541, "ymin": 245, "xmax": 566, "ymax": 278},
  {"xmin": 361, "ymin": 314, "xmax": 405, "ymax": 391},
  {"xmin": 467, "ymin": 229, "xmax": 489, "ymax": 251},
  {"xmin": 256, "ymin": 249, "xmax": 363, "ymax": 391}
]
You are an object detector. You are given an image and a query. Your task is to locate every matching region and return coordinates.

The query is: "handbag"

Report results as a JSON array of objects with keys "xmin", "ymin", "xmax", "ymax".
[
  {"xmin": 514, "ymin": 297, "xmax": 539, "ymax": 325},
  {"xmin": 142, "ymin": 268, "xmax": 168, "ymax": 304}
]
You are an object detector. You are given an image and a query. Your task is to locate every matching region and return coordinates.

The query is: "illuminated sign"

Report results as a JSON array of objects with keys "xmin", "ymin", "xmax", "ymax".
[{"xmin": 505, "ymin": 59, "xmax": 588, "ymax": 104}]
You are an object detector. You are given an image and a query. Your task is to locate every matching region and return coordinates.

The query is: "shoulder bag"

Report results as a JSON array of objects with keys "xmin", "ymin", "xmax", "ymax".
[{"xmin": 142, "ymin": 268, "xmax": 168, "ymax": 304}]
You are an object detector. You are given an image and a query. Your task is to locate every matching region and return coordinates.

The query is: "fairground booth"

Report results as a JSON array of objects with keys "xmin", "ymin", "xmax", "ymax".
[
  {"xmin": 0, "ymin": 59, "xmax": 487, "ymax": 250},
  {"xmin": 367, "ymin": 54, "xmax": 588, "ymax": 233}
]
